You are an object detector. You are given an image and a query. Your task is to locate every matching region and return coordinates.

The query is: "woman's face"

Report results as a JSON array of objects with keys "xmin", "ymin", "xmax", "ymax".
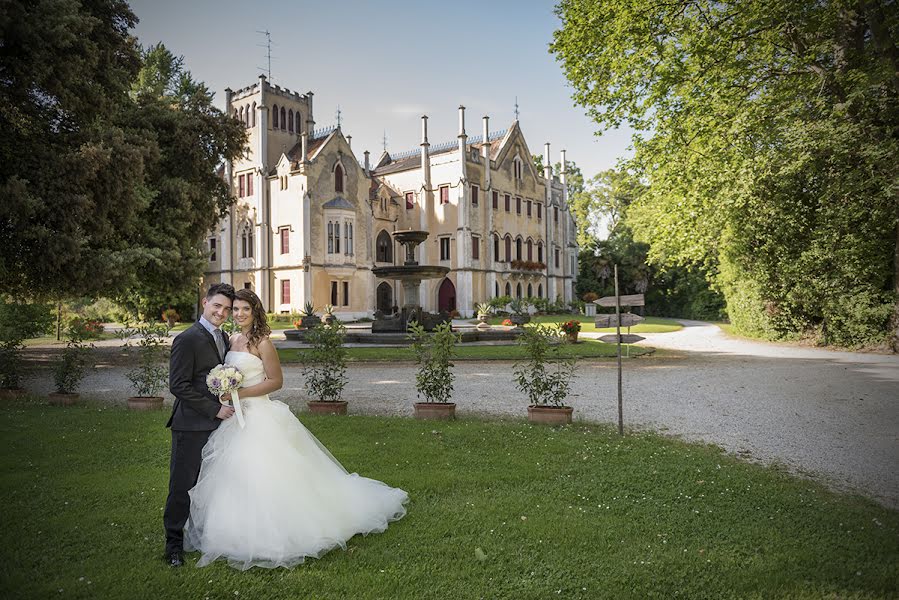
[{"xmin": 232, "ymin": 299, "xmax": 254, "ymax": 328}]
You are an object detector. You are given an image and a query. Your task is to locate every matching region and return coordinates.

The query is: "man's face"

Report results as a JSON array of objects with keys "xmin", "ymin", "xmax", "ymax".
[{"xmin": 202, "ymin": 294, "xmax": 232, "ymax": 327}]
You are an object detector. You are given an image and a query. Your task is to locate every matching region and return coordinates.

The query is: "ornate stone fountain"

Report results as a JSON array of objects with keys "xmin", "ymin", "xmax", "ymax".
[{"xmin": 371, "ymin": 230, "xmax": 450, "ymax": 332}]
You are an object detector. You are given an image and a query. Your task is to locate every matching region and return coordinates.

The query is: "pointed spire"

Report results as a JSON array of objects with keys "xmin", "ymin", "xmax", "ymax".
[{"xmin": 514, "ymin": 96, "xmax": 520, "ymax": 121}]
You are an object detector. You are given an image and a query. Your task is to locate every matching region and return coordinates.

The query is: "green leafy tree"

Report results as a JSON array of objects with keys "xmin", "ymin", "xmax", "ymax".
[
  {"xmin": 551, "ymin": 0, "xmax": 899, "ymax": 348},
  {"xmin": 1, "ymin": 4, "xmax": 246, "ymax": 320}
]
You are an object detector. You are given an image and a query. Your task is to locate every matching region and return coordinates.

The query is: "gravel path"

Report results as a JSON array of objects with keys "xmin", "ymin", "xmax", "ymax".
[{"xmin": 21, "ymin": 321, "xmax": 899, "ymax": 508}]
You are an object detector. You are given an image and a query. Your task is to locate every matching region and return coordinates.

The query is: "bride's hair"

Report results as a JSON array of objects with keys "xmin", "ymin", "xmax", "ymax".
[{"xmin": 234, "ymin": 289, "xmax": 271, "ymax": 349}]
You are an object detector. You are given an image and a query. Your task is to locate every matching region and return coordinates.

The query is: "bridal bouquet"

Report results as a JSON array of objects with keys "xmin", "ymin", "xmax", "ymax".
[{"xmin": 207, "ymin": 364, "xmax": 246, "ymax": 428}]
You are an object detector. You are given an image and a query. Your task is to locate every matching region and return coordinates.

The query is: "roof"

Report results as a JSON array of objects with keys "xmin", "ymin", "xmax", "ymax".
[
  {"xmin": 372, "ymin": 128, "xmax": 509, "ymax": 176},
  {"xmin": 322, "ymin": 196, "xmax": 355, "ymax": 210}
]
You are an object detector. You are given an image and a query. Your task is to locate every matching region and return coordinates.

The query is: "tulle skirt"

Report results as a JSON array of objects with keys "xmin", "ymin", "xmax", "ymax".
[{"xmin": 184, "ymin": 396, "xmax": 408, "ymax": 570}]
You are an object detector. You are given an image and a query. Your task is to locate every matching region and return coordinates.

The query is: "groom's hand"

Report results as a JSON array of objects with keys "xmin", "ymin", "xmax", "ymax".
[{"xmin": 216, "ymin": 405, "xmax": 235, "ymax": 420}]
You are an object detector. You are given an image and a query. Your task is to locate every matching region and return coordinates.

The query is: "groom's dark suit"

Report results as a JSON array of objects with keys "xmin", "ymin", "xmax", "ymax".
[{"xmin": 163, "ymin": 321, "xmax": 230, "ymax": 555}]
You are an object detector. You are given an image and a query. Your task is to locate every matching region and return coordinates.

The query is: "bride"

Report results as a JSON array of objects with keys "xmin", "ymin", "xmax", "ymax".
[{"xmin": 184, "ymin": 288, "xmax": 408, "ymax": 570}]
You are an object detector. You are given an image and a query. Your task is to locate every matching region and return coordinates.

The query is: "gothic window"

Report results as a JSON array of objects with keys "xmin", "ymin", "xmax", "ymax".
[
  {"xmin": 538, "ymin": 241, "xmax": 544, "ymax": 263},
  {"xmin": 251, "ymin": 102, "xmax": 256, "ymax": 127},
  {"xmin": 280, "ymin": 106, "xmax": 286, "ymax": 130},
  {"xmin": 504, "ymin": 235, "xmax": 512, "ymax": 262},
  {"xmin": 335, "ymin": 164, "xmax": 344, "ymax": 193},
  {"xmin": 376, "ymin": 230, "xmax": 393, "ymax": 263},
  {"xmin": 493, "ymin": 234, "xmax": 500, "ymax": 262},
  {"xmin": 527, "ymin": 239, "xmax": 533, "ymax": 261},
  {"xmin": 245, "ymin": 105, "xmax": 251, "ymax": 127},
  {"xmin": 330, "ymin": 281, "xmax": 338, "ymax": 306},
  {"xmin": 516, "ymin": 283, "xmax": 522, "ymax": 299},
  {"xmin": 505, "ymin": 282, "xmax": 511, "ymax": 296},
  {"xmin": 288, "ymin": 109, "xmax": 294, "ymax": 133},
  {"xmin": 538, "ymin": 284, "xmax": 543, "ymax": 298},
  {"xmin": 272, "ymin": 104, "xmax": 279, "ymax": 128},
  {"xmin": 527, "ymin": 283, "xmax": 532, "ymax": 298},
  {"xmin": 239, "ymin": 106, "xmax": 244, "ymax": 124},
  {"xmin": 515, "ymin": 237, "xmax": 522, "ymax": 261}
]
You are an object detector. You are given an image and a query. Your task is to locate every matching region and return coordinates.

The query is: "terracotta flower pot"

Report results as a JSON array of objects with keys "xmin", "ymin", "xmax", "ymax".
[
  {"xmin": 48, "ymin": 392, "xmax": 80, "ymax": 406},
  {"xmin": 567, "ymin": 332, "xmax": 579, "ymax": 343},
  {"xmin": 0, "ymin": 388, "xmax": 27, "ymax": 400},
  {"xmin": 527, "ymin": 405, "xmax": 574, "ymax": 425},
  {"xmin": 307, "ymin": 400, "xmax": 348, "ymax": 415},
  {"xmin": 127, "ymin": 396, "xmax": 164, "ymax": 411},
  {"xmin": 414, "ymin": 402, "xmax": 456, "ymax": 420}
]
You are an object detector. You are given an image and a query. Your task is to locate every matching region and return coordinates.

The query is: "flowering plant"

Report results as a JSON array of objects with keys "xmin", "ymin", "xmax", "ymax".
[
  {"xmin": 560, "ymin": 320, "xmax": 581, "ymax": 335},
  {"xmin": 501, "ymin": 318, "xmax": 513, "ymax": 327}
]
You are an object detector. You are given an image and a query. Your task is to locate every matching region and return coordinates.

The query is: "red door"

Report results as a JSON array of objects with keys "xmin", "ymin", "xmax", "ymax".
[{"xmin": 437, "ymin": 278, "xmax": 456, "ymax": 313}]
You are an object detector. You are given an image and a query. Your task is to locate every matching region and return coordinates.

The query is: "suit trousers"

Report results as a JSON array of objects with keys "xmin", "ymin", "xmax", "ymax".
[{"xmin": 163, "ymin": 429, "xmax": 212, "ymax": 554}]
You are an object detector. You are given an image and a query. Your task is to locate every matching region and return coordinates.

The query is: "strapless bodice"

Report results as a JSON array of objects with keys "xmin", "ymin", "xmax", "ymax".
[{"xmin": 224, "ymin": 351, "xmax": 266, "ymax": 388}]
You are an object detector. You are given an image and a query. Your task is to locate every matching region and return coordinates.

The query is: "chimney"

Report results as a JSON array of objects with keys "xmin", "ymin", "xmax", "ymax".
[
  {"xmin": 301, "ymin": 132, "xmax": 308, "ymax": 163},
  {"xmin": 482, "ymin": 115, "xmax": 491, "ymax": 190},
  {"xmin": 346, "ymin": 135, "xmax": 352, "ymax": 149},
  {"xmin": 458, "ymin": 105, "xmax": 466, "ymax": 137},
  {"xmin": 363, "ymin": 150, "xmax": 370, "ymax": 176}
]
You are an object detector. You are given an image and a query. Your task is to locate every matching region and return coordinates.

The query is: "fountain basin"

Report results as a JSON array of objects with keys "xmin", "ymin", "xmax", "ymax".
[{"xmin": 371, "ymin": 265, "xmax": 450, "ymax": 280}]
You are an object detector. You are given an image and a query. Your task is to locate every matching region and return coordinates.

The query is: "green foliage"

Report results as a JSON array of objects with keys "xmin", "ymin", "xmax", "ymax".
[
  {"xmin": 0, "ymin": 300, "xmax": 53, "ymax": 389},
  {"xmin": 488, "ymin": 295, "xmax": 512, "ymax": 313},
  {"xmin": 551, "ymin": 0, "xmax": 899, "ymax": 348},
  {"xmin": 1, "ymin": 3, "xmax": 246, "ymax": 309},
  {"xmin": 508, "ymin": 298, "xmax": 531, "ymax": 316},
  {"xmin": 513, "ymin": 324, "xmax": 577, "ymax": 407},
  {"xmin": 302, "ymin": 322, "xmax": 348, "ymax": 402},
  {"xmin": 53, "ymin": 325, "xmax": 93, "ymax": 394},
  {"xmin": 118, "ymin": 324, "xmax": 170, "ymax": 397},
  {"xmin": 408, "ymin": 322, "xmax": 460, "ymax": 404}
]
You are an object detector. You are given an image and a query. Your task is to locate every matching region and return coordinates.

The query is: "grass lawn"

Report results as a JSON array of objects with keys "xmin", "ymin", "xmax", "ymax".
[
  {"xmin": 486, "ymin": 314, "xmax": 683, "ymax": 334},
  {"xmin": 1, "ymin": 400, "xmax": 896, "ymax": 599},
  {"xmin": 279, "ymin": 338, "xmax": 651, "ymax": 363}
]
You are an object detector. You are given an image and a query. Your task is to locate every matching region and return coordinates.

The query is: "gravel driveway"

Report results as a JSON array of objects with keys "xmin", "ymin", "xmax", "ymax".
[{"xmin": 22, "ymin": 321, "xmax": 899, "ymax": 509}]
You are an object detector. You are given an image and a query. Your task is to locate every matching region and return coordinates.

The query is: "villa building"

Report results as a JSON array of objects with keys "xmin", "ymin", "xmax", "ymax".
[{"xmin": 203, "ymin": 75, "xmax": 578, "ymax": 318}]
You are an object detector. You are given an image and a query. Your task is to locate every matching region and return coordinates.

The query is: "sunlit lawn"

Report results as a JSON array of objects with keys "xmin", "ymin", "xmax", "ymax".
[
  {"xmin": 278, "ymin": 338, "xmax": 651, "ymax": 363},
  {"xmin": 1, "ymin": 399, "xmax": 896, "ymax": 599},
  {"xmin": 486, "ymin": 314, "xmax": 683, "ymax": 334}
]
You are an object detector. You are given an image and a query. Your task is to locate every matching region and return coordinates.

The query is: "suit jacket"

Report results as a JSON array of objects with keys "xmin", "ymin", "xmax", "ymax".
[{"xmin": 166, "ymin": 321, "xmax": 230, "ymax": 431}]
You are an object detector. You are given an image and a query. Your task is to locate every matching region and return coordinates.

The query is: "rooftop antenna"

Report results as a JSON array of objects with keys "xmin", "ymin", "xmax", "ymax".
[
  {"xmin": 256, "ymin": 30, "xmax": 272, "ymax": 79},
  {"xmin": 514, "ymin": 96, "xmax": 520, "ymax": 121}
]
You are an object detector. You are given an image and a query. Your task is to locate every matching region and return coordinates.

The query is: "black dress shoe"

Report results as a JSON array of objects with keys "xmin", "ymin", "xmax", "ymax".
[{"xmin": 165, "ymin": 551, "xmax": 184, "ymax": 567}]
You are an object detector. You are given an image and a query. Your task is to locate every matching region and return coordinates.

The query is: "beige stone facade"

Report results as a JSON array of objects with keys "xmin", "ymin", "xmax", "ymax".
[{"xmin": 204, "ymin": 76, "xmax": 578, "ymax": 318}]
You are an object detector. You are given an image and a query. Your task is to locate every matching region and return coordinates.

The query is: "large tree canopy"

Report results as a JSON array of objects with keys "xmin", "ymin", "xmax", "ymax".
[
  {"xmin": 551, "ymin": 0, "xmax": 899, "ymax": 348},
  {"xmin": 0, "ymin": 1, "xmax": 245, "ymax": 315}
]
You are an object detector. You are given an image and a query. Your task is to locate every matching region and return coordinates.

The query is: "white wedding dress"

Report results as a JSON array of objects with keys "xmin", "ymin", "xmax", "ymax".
[{"xmin": 184, "ymin": 351, "xmax": 408, "ymax": 570}]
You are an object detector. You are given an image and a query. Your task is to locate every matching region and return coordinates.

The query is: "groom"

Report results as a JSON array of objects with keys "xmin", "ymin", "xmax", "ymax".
[{"xmin": 163, "ymin": 283, "xmax": 236, "ymax": 567}]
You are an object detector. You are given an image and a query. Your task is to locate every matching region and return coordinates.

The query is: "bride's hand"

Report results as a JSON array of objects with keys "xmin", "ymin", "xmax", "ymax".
[{"xmin": 220, "ymin": 392, "xmax": 232, "ymax": 403}]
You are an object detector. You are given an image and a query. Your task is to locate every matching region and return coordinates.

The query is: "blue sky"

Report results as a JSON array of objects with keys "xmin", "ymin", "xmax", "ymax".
[{"xmin": 129, "ymin": 0, "xmax": 633, "ymax": 179}]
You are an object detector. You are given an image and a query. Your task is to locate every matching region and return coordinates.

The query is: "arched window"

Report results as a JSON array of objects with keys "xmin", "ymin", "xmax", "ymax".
[
  {"xmin": 327, "ymin": 222, "xmax": 334, "ymax": 253},
  {"xmin": 538, "ymin": 242, "xmax": 544, "ymax": 263},
  {"xmin": 516, "ymin": 283, "xmax": 522, "ymax": 299},
  {"xmin": 239, "ymin": 106, "xmax": 245, "ymax": 124},
  {"xmin": 495, "ymin": 281, "xmax": 500, "ymax": 297},
  {"xmin": 515, "ymin": 237, "xmax": 522, "ymax": 261},
  {"xmin": 493, "ymin": 234, "xmax": 500, "ymax": 262},
  {"xmin": 280, "ymin": 106, "xmax": 286, "ymax": 129},
  {"xmin": 334, "ymin": 163, "xmax": 344, "ymax": 193},
  {"xmin": 505, "ymin": 282, "xmax": 511, "ymax": 296},
  {"xmin": 527, "ymin": 239, "xmax": 533, "ymax": 261},
  {"xmin": 527, "ymin": 283, "xmax": 533, "ymax": 298},
  {"xmin": 288, "ymin": 110, "xmax": 294, "ymax": 133},
  {"xmin": 504, "ymin": 235, "xmax": 512, "ymax": 262},
  {"xmin": 245, "ymin": 105, "xmax": 251, "ymax": 128},
  {"xmin": 251, "ymin": 102, "xmax": 256, "ymax": 127},
  {"xmin": 272, "ymin": 104, "xmax": 279, "ymax": 128},
  {"xmin": 334, "ymin": 221, "xmax": 341, "ymax": 254},
  {"xmin": 538, "ymin": 284, "xmax": 543, "ymax": 298},
  {"xmin": 376, "ymin": 230, "xmax": 393, "ymax": 263}
]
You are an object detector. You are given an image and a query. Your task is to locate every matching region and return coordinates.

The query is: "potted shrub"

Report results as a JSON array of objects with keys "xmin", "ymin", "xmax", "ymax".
[
  {"xmin": 514, "ymin": 324, "xmax": 578, "ymax": 425},
  {"xmin": 560, "ymin": 319, "xmax": 582, "ymax": 343},
  {"xmin": 474, "ymin": 302, "xmax": 492, "ymax": 328},
  {"xmin": 49, "ymin": 328, "xmax": 93, "ymax": 406},
  {"xmin": 0, "ymin": 300, "xmax": 52, "ymax": 399},
  {"xmin": 322, "ymin": 304, "xmax": 336, "ymax": 326},
  {"xmin": 119, "ymin": 323, "xmax": 169, "ymax": 410},
  {"xmin": 299, "ymin": 301, "xmax": 321, "ymax": 329},
  {"xmin": 162, "ymin": 308, "xmax": 180, "ymax": 328},
  {"xmin": 408, "ymin": 322, "xmax": 459, "ymax": 420},
  {"xmin": 303, "ymin": 321, "xmax": 348, "ymax": 414},
  {"xmin": 508, "ymin": 298, "xmax": 531, "ymax": 330}
]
